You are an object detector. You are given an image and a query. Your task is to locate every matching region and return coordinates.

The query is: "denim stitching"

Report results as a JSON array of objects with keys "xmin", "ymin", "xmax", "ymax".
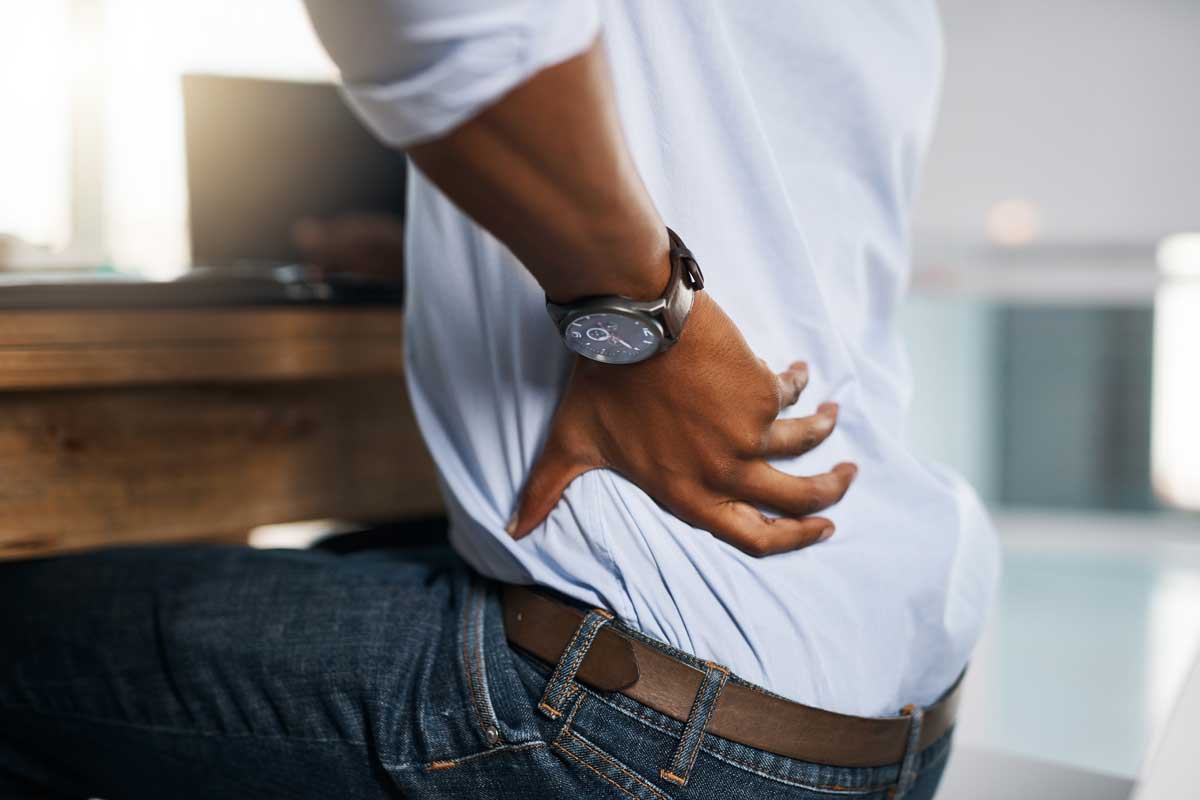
[
  {"xmin": 554, "ymin": 717, "xmax": 672, "ymax": 800},
  {"xmin": 681, "ymin": 681, "xmax": 724, "ymax": 782},
  {"xmin": 554, "ymin": 740, "xmax": 656, "ymax": 800},
  {"xmin": 581, "ymin": 688, "xmax": 890, "ymax": 795},
  {"xmin": 890, "ymin": 705, "xmax": 924, "ymax": 798},
  {"xmin": 559, "ymin": 689, "xmax": 586, "ymax": 735},
  {"xmin": 662, "ymin": 663, "xmax": 728, "ymax": 785},
  {"xmin": 557, "ymin": 693, "xmax": 670, "ymax": 796},
  {"xmin": 701, "ymin": 745, "xmax": 889, "ymax": 795},
  {"xmin": 468, "ymin": 582, "xmax": 502, "ymax": 742},
  {"xmin": 459, "ymin": 582, "xmax": 487, "ymax": 737},
  {"xmin": 556, "ymin": 692, "xmax": 670, "ymax": 799},
  {"xmin": 540, "ymin": 610, "xmax": 609, "ymax": 717},
  {"xmin": 562, "ymin": 730, "xmax": 672, "ymax": 800},
  {"xmin": 421, "ymin": 741, "xmax": 548, "ymax": 772},
  {"xmin": 542, "ymin": 615, "xmax": 590, "ymax": 712}
]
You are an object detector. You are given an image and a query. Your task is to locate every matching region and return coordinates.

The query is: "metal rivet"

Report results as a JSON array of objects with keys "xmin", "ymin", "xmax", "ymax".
[
  {"xmin": 484, "ymin": 726, "xmax": 500, "ymax": 745},
  {"xmin": 515, "ymin": 612, "xmax": 524, "ymax": 622}
]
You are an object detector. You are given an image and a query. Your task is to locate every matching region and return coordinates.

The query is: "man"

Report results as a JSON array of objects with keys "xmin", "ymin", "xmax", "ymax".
[{"xmin": 0, "ymin": 2, "xmax": 998, "ymax": 798}]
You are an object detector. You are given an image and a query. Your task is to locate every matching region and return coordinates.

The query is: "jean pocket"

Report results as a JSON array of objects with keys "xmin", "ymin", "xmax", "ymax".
[
  {"xmin": 551, "ymin": 694, "xmax": 676, "ymax": 800},
  {"xmin": 460, "ymin": 580, "xmax": 505, "ymax": 746},
  {"xmin": 562, "ymin": 686, "xmax": 911, "ymax": 800}
]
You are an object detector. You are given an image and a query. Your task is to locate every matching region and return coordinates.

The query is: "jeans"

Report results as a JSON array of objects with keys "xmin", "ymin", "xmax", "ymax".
[{"xmin": 0, "ymin": 544, "xmax": 952, "ymax": 799}]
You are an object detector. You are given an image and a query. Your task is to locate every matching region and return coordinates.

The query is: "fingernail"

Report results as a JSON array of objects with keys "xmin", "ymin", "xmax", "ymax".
[
  {"xmin": 505, "ymin": 512, "xmax": 518, "ymax": 537},
  {"xmin": 819, "ymin": 526, "xmax": 835, "ymax": 542},
  {"xmin": 838, "ymin": 461, "xmax": 858, "ymax": 476},
  {"xmin": 819, "ymin": 402, "xmax": 839, "ymax": 416}
]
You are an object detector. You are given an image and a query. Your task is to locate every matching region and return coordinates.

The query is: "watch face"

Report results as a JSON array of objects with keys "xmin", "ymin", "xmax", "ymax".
[{"xmin": 564, "ymin": 311, "xmax": 662, "ymax": 364}]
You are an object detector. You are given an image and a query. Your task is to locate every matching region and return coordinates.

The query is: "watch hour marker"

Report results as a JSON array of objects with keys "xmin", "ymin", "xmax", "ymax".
[{"xmin": 564, "ymin": 311, "xmax": 660, "ymax": 363}]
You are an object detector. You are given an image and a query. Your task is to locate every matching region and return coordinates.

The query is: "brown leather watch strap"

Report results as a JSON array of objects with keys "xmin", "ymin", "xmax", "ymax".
[
  {"xmin": 660, "ymin": 227, "xmax": 704, "ymax": 344},
  {"xmin": 503, "ymin": 585, "xmax": 961, "ymax": 769},
  {"xmin": 545, "ymin": 226, "xmax": 704, "ymax": 348}
]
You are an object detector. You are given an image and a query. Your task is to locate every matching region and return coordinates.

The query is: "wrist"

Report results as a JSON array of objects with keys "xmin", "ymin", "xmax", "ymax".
[
  {"xmin": 547, "ymin": 226, "xmax": 704, "ymax": 365},
  {"xmin": 542, "ymin": 221, "xmax": 671, "ymax": 304}
]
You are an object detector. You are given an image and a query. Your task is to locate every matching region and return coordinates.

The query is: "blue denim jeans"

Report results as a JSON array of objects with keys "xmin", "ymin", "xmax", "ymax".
[{"xmin": 0, "ymin": 544, "xmax": 951, "ymax": 799}]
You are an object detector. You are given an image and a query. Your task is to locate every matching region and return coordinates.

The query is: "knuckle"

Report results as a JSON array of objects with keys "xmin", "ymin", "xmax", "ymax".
[
  {"xmin": 740, "ymin": 533, "xmax": 773, "ymax": 557},
  {"xmin": 759, "ymin": 379, "xmax": 784, "ymax": 413},
  {"xmin": 739, "ymin": 429, "xmax": 767, "ymax": 457},
  {"xmin": 702, "ymin": 514, "xmax": 738, "ymax": 543},
  {"xmin": 703, "ymin": 454, "xmax": 744, "ymax": 487},
  {"xmin": 797, "ymin": 495, "xmax": 823, "ymax": 515}
]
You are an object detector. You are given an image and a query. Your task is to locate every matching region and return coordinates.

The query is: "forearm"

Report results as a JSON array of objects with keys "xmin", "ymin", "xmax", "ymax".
[
  {"xmin": 303, "ymin": 1, "xmax": 666, "ymax": 301},
  {"xmin": 304, "ymin": 2, "xmax": 856, "ymax": 554},
  {"xmin": 408, "ymin": 41, "xmax": 669, "ymax": 302}
]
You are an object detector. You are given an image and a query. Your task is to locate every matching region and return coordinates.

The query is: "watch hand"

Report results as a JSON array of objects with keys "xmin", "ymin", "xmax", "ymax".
[{"xmin": 609, "ymin": 334, "xmax": 634, "ymax": 350}]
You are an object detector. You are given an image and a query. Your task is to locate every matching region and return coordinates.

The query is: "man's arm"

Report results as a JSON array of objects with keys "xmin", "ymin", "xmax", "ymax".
[
  {"xmin": 407, "ymin": 39, "xmax": 667, "ymax": 304},
  {"xmin": 304, "ymin": 6, "xmax": 856, "ymax": 555}
]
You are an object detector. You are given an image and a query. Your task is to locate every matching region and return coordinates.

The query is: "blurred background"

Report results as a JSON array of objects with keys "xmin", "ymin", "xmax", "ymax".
[{"xmin": 1, "ymin": 0, "xmax": 1197, "ymax": 785}]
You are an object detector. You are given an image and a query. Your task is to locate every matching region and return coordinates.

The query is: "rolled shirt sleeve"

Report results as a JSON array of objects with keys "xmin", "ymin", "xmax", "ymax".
[{"xmin": 303, "ymin": 0, "xmax": 601, "ymax": 148}]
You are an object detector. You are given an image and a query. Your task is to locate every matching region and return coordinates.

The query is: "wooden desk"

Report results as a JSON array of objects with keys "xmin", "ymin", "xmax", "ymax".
[{"xmin": 0, "ymin": 307, "xmax": 442, "ymax": 560}]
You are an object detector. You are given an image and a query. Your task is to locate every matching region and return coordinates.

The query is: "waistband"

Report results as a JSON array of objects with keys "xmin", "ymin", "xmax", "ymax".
[{"xmin": 502, "ymin": 585, "xmax": 961, "ymax": 769}]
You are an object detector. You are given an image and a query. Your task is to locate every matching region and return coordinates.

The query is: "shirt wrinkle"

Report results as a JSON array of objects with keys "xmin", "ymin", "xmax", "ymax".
[{"xmin": 307, "ymin": 0, "xmax": 998, "ymax": 716}]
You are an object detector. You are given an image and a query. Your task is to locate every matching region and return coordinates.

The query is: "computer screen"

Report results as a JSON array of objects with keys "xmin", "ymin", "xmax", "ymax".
[{"xmin": 182, "ymin": 74, "xmax": 408, "ymax": 268}]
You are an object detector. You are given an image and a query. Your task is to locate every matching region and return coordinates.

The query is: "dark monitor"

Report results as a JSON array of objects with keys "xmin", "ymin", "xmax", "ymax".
[{"xmin": 182, "ymin": 74, "xmax": 407, "ymax": 268}]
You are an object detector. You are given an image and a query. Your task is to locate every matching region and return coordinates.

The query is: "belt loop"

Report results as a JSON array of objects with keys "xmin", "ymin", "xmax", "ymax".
[
  {"xmin": 659, "ymin": 661, "xmax": 730, "ymax": 787},
  {"xmin": 538, "ymin": 608, "xmax": 613, "ymax": 719},
  {"xmin": 889, "ymin": 703, "xmax": 925, "ymax": 799}
]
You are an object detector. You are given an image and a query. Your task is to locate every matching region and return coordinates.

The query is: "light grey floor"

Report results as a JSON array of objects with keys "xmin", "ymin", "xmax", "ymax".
[
  {"xmin": 954, "ymin": 509, "xmax": 1200, "ymax": 779},
  {"xmin": 939, "ymin": 747, "xmax": 1134, "ymax": 800}
]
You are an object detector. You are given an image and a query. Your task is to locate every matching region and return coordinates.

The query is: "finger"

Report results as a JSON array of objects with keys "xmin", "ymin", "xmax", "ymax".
[
  {"xmin": 682, "ymin": 495, "xmax": 835, "ymax": 557},
  {"xmin": 736, "ymin": 461, "xmax": 858, "ymax": 518},
  {"xmin": 763, "ymin": 402, "xmax": 838, "ymax": 458},
  {"xmin": 775, "ymin": 361, "xmax": 809, "ymax": 411},
  {"xmin": 507, "ymin": 443, "xmax": 594, "ymax": 540}
]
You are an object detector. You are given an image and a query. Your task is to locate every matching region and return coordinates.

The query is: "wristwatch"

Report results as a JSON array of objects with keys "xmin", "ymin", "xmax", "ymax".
[{"xmin": 546, "ymin": 228, "xmax": 705, "ymax": 364}]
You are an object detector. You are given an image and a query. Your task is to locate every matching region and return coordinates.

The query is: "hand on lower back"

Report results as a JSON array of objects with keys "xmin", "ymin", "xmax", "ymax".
[{"xmin": 507, "ymin": 292, "xmax": 858, "ymax": 556}]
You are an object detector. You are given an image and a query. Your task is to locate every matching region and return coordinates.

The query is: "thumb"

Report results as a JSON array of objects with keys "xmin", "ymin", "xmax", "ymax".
[{"xmin": 506, "ymin": 440, "xmax": 593, "ymax": 540}]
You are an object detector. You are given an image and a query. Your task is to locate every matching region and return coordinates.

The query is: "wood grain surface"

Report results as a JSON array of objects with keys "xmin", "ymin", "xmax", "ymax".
[
  {"xmin": 0, "ymin": 308, "xmax": 407, "ymax": 389},
  {"xmin": 0, "ymin": 308, "xmax": 443, "ymax": 560}
]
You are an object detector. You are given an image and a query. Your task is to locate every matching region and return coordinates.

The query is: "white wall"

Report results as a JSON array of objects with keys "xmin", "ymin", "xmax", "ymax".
[{"xmin": 916, "ymin": 1, "xmax": 1200, "ymax": 256}]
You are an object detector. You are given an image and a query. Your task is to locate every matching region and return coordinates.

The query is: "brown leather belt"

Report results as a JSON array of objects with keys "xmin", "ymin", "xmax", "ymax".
[{"xmin": 502, "ymin": 585, "xmax": 961, "ymax": 768}]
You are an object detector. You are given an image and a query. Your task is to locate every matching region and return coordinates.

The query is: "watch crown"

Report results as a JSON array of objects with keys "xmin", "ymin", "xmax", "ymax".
[
  {"xmin": 667, "ymin": 228, "xmax": 704, "ymax": 290},
  {"xmin": 681, "ymin": 255, "xmax": 704, "ymax": 290}
]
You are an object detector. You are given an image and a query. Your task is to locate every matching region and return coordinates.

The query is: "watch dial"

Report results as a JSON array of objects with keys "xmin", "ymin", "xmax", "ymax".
[{"xmin": 564, "ymin": 312, "xmax": 661, "ymax": 364}]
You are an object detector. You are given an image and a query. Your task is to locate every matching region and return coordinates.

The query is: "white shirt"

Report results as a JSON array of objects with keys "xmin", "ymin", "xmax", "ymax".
[{"xmin": 304, "ymin": 0, "xmax": 1000, "ymax": 716}]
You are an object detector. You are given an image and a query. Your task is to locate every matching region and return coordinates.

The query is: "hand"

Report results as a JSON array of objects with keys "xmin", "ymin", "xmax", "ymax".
[{"xmin": 507, "ymin": 292, "xmax": 858, "ymax": 556}]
